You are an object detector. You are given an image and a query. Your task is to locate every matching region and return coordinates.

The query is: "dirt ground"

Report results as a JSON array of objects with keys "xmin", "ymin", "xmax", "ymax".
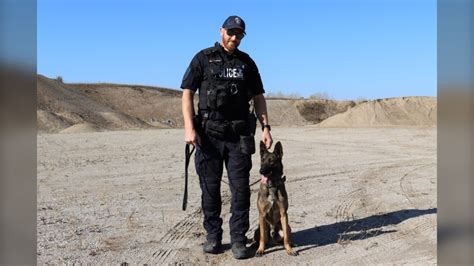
[{"xmin": 37, "ymin": 127, "xmax": 436, "ymax": 264}]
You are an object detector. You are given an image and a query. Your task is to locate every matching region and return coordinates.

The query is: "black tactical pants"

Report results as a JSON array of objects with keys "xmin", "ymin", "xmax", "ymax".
[{"xmin": 195, "ymin": 133, "xmax": 252, "ymax": 244}]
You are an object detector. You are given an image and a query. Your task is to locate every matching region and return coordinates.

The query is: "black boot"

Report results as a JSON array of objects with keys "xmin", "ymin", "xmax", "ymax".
[
  {"xmin": 231, "ymin": 242, "xmax": 250, "ymax": 259},
  {"xmin": 203, "ymin": 239, "xmax": 222, "ymax": 254}
]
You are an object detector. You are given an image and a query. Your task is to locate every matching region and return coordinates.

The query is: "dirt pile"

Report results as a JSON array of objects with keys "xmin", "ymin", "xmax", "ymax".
[
  {"xmin": 295, "ymin": 99, "xmax": 357, "ymax": 123},
  {"xmin": 264, "ymin": 99, "xmax": 307, "ymax": 126},
  {"xmin": 317, "ymin": 97, "xmax": 437, "ymax": 127},
  {"xmin": 37, "ymin": 75, "xmax": 180, "ymax": 133},
  {"xmin": 37, "ymin": 75, "xmax": 437, "ymax": 133},
  {"xmin": 67, "ymin": 82, "xmax": 183, "ymax": 128}
]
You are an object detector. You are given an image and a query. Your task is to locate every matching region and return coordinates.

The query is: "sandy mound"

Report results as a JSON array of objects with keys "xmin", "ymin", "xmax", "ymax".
[
  {"xmin": 37, "ymin": 110, "xmax": 71, "ymax": 133},
  {"xmin": 295, "ymin": 99, "xmax": 356, "ymax": 123},
  {"xmin": 317, "ymin": 97, "xmax": 437, "ymax": 127},
  {"xmin": 265, "ymin": 99, "xmax": 307, "ymax": 126},
  {"xmin": 37, "ymin": 75, "xmax": 169, "ymax": 133},
  {"xmin": 67, "ymin": 83, "xmax": 182, "ymax": 128},
  {"xmin": 37, "ymin": 75, "xmax": 437, "ymax": 133},
  {"xmin": 265, "ymin": 98, "xmax": 356, "ymax": 126},
  {"xmin": 60, "ymin": 122, "xmax": 103, "ymax": 133}
]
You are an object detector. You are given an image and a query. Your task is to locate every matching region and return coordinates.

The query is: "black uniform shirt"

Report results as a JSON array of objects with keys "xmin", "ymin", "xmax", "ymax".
[{"xmin": 180, "ymin": 42, "xmax": 265, "ymax": 97}]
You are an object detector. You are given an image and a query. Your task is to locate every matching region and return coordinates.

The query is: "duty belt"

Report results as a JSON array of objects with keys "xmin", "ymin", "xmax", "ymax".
[{"xmin": 204, "ymin": 119, "xmax": 246, "ymax": 139}]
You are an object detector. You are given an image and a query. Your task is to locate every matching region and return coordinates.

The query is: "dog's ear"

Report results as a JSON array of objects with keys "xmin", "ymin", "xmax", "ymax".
[
  {"xmin": 274, "ymin": 141, "xmax": 283, "ymax": 158},
  {"xmin": 260, "ymin": 141, "xmax": 267, "ymax": 156}
]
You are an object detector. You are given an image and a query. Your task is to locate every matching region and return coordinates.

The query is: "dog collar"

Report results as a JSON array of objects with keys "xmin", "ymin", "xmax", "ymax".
[{"xmin": 262, "ymin": 175, "xmax": 286, "ymax": 188}]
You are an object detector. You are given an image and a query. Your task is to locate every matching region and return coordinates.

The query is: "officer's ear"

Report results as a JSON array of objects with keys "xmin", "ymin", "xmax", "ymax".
[{"xmin": 219, "ymin": 27, "xmax": 226, "ymax": 37}]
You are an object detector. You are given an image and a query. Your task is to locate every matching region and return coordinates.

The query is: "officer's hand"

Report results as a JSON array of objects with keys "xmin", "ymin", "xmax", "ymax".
[
  {"xmin": 262, "ymin": 129, "xmax": 273, "ymax": 149},
  {"xmin": 185, "ymin": 129, "xmax": 201, "ymax": 147}
]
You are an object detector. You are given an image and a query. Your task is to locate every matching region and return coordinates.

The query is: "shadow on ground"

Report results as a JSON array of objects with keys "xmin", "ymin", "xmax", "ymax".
[{"xmin": 291, "ymin": 208, "xmax": 437, "ymax": 253}]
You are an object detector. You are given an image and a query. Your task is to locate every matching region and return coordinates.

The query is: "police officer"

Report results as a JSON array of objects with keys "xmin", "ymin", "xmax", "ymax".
[{"xmin": 181, "ymin": 15, "xmax": 273, "ymax": 259}]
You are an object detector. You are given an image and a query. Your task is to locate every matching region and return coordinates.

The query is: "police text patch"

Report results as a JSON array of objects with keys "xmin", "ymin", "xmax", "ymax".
[{"xmin": 218, "ymin": 67, "xmax": 244, "ymax": 79}]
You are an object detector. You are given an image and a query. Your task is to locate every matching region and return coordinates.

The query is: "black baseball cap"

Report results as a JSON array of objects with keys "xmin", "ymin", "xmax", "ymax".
[{"xmin": 222, "ymin": 15, "xmax": 246, "ymax": 34}]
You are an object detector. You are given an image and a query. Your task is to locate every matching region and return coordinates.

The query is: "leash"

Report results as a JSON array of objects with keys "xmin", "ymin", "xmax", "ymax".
[
  {"xmin": 221, "ymin": 176, "xmax": 262, "ymax": 188},
  {"xmin": 249, "ymin": 179, "xmax": 261, "ymax": 187},
  {"xmin": 182, "ymin": 144, "xmax": 195, "ymax": 211}
]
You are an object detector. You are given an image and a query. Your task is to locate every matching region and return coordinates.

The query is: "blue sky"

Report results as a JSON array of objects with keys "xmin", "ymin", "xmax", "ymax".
[{"xmin": 38, "ymin": 0, "xmax": 436, "ymax": 100}]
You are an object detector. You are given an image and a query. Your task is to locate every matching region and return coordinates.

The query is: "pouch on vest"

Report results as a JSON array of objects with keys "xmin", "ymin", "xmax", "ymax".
[
  {"xmin": 216, "ymin": 87, "xmax": 229, "ymax": 108},
  {"xmin": 207, "ymin": 85, "xmax": 229, "ymax": 110},
  {"xmin": 230, "ymin": 120, "xmax": 246, "ymax": 135},
  {"xmin": 205, "ymin": 120, "xmax": 227, "ymax": 139}
]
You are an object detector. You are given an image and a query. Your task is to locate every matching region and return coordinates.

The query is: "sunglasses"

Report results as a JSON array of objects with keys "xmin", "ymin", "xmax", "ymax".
[{"xmin": 226, "ymin": 29, "xmax": 245, "ymax": 40}]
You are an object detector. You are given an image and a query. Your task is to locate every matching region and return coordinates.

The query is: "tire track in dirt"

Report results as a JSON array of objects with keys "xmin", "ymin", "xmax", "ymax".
[
  {"xmin": 331, "ymin": 161, "xmax": 406, "ymax": 226},
  {"xmin": 138, "ymin": 207, "xmax": 202, "ymax": 264},
  {"xmin": 325, "ymin": 162, "xmax": 425, "ymax": 265},
  {"xmin": 278, "ymin": 160, "xmax": 430, "ymax": 187},
  {"xmin": 340, "ymin": 162, "xmax": 436, "ymax": 265},
  {"xmin": 387, "ymin": 163, "xmax": 437, "ymax": 243},
  {"xmin": 329, "ymin": 187, "xmax": 374, "ymax": 265},
  {"xmin": 141, "ymin": 189, "xmax": 234, "ymax": 264},
  {"xmin": 399, "ymin": 163, "xmax": 436, "ymax": 208},
  {"xmin": 394, "ymin": 217, "xmax": 435, "ymax": 239},
  {"xmin": 334, "ymin": 188, "xmax": 367, "ymax": 224}
]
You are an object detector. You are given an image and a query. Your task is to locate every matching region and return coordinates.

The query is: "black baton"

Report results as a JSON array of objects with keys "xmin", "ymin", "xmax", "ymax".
[{"xmin": 183, "ymin": 144, "xmax": 195, "ymax": 211}]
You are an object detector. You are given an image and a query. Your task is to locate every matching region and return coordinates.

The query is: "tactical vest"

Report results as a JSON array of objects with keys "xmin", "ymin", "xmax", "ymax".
[{"xmin": 198, "ymin": 46, "xmax": 252, "ymax": 121}]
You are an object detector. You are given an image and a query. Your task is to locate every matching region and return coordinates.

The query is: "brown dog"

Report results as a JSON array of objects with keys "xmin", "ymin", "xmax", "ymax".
[{"xmin": 255, "ymin": 141, "xmax": 297, "ymax": 256}]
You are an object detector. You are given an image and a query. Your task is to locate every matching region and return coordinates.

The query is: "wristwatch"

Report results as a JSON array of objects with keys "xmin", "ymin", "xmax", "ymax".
[{"xmin": 262, "ymin": 124, "xmax": 271, "ymax": 131}]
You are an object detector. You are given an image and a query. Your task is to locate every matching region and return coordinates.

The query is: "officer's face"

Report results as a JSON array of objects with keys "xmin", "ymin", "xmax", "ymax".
[{"xmin": 220, "ymin": 27, "xmax": 243, "ymax": 53}]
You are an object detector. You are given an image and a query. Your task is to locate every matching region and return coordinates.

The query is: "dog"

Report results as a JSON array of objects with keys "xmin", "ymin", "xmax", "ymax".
[{"xmin": 255, "ymin": 141, "xmax": 297, "ymax": 256}]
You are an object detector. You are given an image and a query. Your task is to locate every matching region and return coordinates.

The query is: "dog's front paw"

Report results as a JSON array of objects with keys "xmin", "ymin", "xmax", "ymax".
[
  {"xmin": 286, "ymin": 247, "xmax": 298, "ymax": 256},
  {"xmin": 255, "ymin": 248, "xmax": 265, "ymax": 257}
]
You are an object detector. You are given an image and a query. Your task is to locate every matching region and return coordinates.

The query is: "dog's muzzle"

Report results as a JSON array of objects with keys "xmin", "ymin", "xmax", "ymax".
[{"xmin": 259, "ymin": 167, "xmax": 272, "ymax": 176}]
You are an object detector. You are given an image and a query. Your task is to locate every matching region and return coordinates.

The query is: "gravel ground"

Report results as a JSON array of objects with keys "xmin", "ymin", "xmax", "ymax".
[{"xmin": 37, "ymin": 127, "xmax": 436, "ymax": 264}]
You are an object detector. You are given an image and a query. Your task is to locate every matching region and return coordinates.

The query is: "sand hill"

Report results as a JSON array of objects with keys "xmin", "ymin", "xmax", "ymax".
[
  {"xmin": 317, "ymin": 97, "xmax": 437, "ymax": 127},
  {"xmin": 37, "ymin": 75, "xmax": 181, "ymax": 133},
  {"xmin": 37, "ymin": 75, "xmax": 436, "ymax": 133}
]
